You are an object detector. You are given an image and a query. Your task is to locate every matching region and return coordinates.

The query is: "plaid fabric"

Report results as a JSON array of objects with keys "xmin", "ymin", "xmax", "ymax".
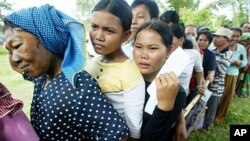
[
  {"xmin": 5, "ymin": 4, "xmax": 87, "ymax": 87},
  {"xmin": 0, "ymin": 83, "xmax": 23, "ymax": 118}
]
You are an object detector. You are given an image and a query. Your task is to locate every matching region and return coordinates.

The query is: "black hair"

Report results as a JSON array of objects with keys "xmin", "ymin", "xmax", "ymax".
[
  {"xmin": 196, "ymin": 30, "xmax": 213, "ymax": 45},
  {"xmin": 240, "ymin": 22, "xmax": 249, "ymax": 28},
  {"xmin": 171, "ymin": 24, "xmax": 185, "ymax": 39},
  {"xmin": 171, "ymin": 24, "xmax": 197, "ymax": 49},
  {"xmin": 183, "ymin": 38, "xmax": 193, "ymax": 49},
  {"xmin": 92, "ymin": 0, "xmax": 132, "ymax": 31},
  {"xmin": 134, "ymin": 20, "xmax": 173, "ymax": 48},
  {"xmin": 159, "ymin": 10, "xmax": 179, "ymax": 24},
  {"xmin": 131, "ymin": 0, "xmax": 159, "ymax": 19},
  {"xmin": 230, "ymin": 27, "xmax": 243, "ymax": 36},
  {"xmin": 197, "ymin": 25, "xmax": 209, "ymax": 32},
  {"xmin": 221, "ymin": 24, "xmax": 229, "ymax": 29}
]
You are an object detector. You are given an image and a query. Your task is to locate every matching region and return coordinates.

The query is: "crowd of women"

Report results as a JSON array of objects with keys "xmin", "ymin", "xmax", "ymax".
[{"xmin": 1, "ymin": 0, "xmax": 250, "ymax": 140}]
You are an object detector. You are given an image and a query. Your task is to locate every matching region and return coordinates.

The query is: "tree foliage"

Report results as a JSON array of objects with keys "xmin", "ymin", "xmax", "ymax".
[
  {"xmin": 0, "ymin": 0, "xmax": 11, "ymax": 21},
  {"xmin": 158, "ymin": 0, "xmax": 249, "ymax": 29},
  {"xmin": 158, "ymin": 0, "xmax": 200, "ymax": 13},
  {"xmin": 0, "ymin": 0, "xmax": 12, "ymax": 33},
  {"xmin": 75, "ymin": 0, "xmax": 98, "ymax": 30},
  {"xmin": 180, "ymin": 7, "xmax": 214, "ymax": 30},
  {"xmin": 208, "ymin": 0, "xmax": 249, "ymax": 26},
  {"xmin": 73, "ymin": 0, "xmax": 249, "ymax": 31}
]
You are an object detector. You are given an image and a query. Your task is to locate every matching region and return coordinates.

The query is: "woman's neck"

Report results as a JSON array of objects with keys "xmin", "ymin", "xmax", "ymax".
[
  {"xmin": 101, "ymin": 48, "xmax": 128, "ymax": 63},
  {"xmin": 124, "ymin": 33, "xmax": 135, "ymax": 45},
  {"xmin": 143, "ymin": 72, "xmax": 158, "ymax": 82},
  {"xmin": 229, "ymin": 44, "xmax": 237, "ymax": 52},
  {"xmin": 47, "ymin": 54, "xmax": 62, "ymax": 79}
]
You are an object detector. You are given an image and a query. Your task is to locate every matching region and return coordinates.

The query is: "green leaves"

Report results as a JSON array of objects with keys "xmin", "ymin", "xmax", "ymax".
[{"xmin": 0, "ymin": 1, "xmax": 11, "ymax": 21}]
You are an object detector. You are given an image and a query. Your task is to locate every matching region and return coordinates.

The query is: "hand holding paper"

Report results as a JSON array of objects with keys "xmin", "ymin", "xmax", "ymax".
[
  {"xmin": 156, "ymin": 72, "xmax": 180, "ymax": 112},
  {"xmin": 145, "ymin": 47, "xmax": 191, "ymax": 114}
]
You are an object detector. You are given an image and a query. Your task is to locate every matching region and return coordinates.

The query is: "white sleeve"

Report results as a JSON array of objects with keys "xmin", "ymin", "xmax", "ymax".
[
  {"xmin": 194, "ymin": 50, "xmax": 203, "ymax": 72},
  {"xmin": 124, "ymin": 81, "xmax": 145, "ymax": 139}
]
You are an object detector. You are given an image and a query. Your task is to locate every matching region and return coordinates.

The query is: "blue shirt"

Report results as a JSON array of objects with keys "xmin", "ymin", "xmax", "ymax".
[
  {"xmin": 226, "ymin": 44, "xmax": 247, "ymax": 75},
  {"xmin": 202, "ymin": 48, "xmax": 216, "ymax": 79}
]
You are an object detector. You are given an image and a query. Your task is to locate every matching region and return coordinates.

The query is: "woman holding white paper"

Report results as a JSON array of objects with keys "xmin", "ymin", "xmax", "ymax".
[{"xmin": 133, "ymin": 20, "xmax": 187, "ymax": 141}]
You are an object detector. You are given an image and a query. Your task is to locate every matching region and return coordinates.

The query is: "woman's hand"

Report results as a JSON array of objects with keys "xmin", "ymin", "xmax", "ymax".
[
  {"xmin": 231, "ymin": 60, "xmax": 242, "ymax": 67},
  {"xmin": 197, "ymin": 79, "xmax": 206, "ymax": 95},
  {"xmin": 174, "ymin": 111, "xmax": 188, "ymax": 141},
  {"xmin": 155, "ymin": 72, "xmax": 179, "ymax": 112}
]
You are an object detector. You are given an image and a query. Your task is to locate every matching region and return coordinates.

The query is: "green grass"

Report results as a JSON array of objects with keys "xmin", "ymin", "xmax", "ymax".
[
  {"xmin": 188, "ymin": 96, "xmax": 250, "ymax": 141},
  {"xmin": 1, "ymin": 47, "xmax": 250, "ymax": 140}
]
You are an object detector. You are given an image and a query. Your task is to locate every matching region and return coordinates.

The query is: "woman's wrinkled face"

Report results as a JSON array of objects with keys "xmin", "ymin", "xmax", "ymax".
[
  {"xmin": 4, "ymin": 28, "xmax": 52, "ymax": 77},
  {"xmin": 133, "ymin": 29, "xmax": 169, "ymax": 81},
  {"xmin": 197, "ymin": 34, "xmax": 209, "ymax": 49}
]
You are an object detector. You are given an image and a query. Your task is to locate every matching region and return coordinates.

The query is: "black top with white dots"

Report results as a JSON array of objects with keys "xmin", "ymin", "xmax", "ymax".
[{"xmin": 30, "ymin": 71, "xmax": 129, "ymax": 141}]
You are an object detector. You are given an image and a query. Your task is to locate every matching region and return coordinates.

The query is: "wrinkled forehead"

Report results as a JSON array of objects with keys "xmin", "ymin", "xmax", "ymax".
[{"xmin": 4, "ymin": 27, "xmax": 37, "ymax": 45}]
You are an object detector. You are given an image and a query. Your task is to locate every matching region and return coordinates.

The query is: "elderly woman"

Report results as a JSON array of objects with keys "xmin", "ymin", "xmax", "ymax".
[{"xmin": 3, "ymin": 4, "xmax": 128, "ymax": 141}]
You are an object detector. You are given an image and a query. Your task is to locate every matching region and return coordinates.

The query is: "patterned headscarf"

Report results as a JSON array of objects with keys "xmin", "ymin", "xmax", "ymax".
[{"xmin": 5, "ymin": 4, "xmax": 87, "ymax": 87}]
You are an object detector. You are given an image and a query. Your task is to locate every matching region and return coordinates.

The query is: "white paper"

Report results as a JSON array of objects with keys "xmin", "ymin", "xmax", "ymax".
[
  {"xmin": 201, "ymin": 89, "xmax": 213, "ymax": 102},
  {"xmin": 145, "ymin": 47, "xmax": 191, "ymax": 114}
]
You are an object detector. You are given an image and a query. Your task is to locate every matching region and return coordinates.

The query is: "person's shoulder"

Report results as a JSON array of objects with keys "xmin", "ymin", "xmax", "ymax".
[
  {"xmin": 117, "ymin": 59, "xmax": 144, "ymax": 89},
  {"xmin": 178, "ymin": 85, "xmax": 186, "ymax": 95},
  {"xmin": 205, "ymin": 49, "xmax": 216, "ymax": 56},
  {"xmin": 76, "ymin": 70, "xmax": 99, "ymax": 86},
  {"xmin": 237, "ymin": 43, "xmax": 246, "ymax": 51},
  {"xmin": 121, "ymin": 59, "xmax": 143, "ymax": 79},
  {"xmin": 86, "ymin": 56, "xmax": 100, "ymax": 67},
  {"xmin": 185, "ymin": 49, "xmax": 200, "ymax": 57}
]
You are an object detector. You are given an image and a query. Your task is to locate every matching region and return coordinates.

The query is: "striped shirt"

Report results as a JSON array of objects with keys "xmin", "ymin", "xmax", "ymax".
[{"xmin": 209, "ymin": 47, "xmax": 232, "ymax": 96}]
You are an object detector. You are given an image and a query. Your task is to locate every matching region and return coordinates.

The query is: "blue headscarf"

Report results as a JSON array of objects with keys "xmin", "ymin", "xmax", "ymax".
[{"xmin": 5, "ymin": 4, "xmax": 87, "ymax": 87}]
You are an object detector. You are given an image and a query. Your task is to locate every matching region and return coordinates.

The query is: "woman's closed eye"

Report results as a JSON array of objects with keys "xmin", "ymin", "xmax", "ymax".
[
  {"xmin": 90, "ymin": 24, "xmax": 98, "ymax": 30},
  {"xmin": 134, "ymin": 45, "xmax": 142, "ymax": 49},
  {"xmin": 13, "ymin": 43, "xmax": 22, "ymax": 49},
  {"xmin": 149, "ymin": 47, "xmax": 158, "ymax": 50}
]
